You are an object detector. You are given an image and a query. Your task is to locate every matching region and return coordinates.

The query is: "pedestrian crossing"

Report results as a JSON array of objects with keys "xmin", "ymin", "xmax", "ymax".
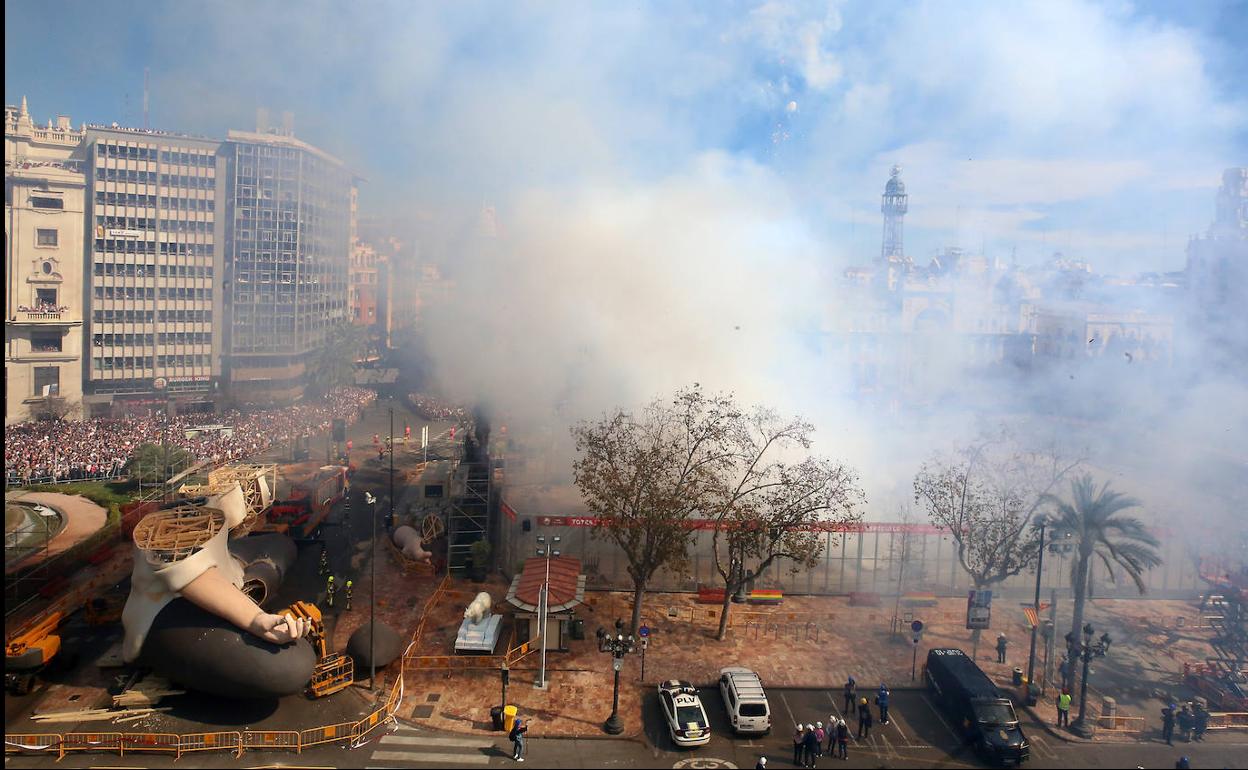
[{"xmin": 365, "ymin": 724, "xmax": 501, "ymax": 767}]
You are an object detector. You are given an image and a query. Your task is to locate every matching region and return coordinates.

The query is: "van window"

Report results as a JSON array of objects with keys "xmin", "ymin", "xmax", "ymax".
[{"xmin": 740, "ymin": 703, "xmax": 768, "ymax": 717}]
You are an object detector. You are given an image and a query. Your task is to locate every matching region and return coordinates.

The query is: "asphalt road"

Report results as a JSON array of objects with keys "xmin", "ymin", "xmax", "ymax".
[{"xmin": 10, "ymin": 686, "xmax": 1244, "ymax": 769}]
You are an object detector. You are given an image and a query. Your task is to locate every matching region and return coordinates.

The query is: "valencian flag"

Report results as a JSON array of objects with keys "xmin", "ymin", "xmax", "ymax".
[{"xmin": 502, "ymin": 500, "xmax": 518, "ymax": 522}]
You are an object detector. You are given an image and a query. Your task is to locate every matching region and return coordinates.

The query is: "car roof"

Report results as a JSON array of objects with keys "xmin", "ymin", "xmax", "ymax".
[
  {"xmin": 659, "ymin": 679, "xmax": 696, "ymax": 693},
  {"xmin": 720, "ymin": 666, "xmax": 757, "ymax": 676},
  {"xmin": 721, "ymin": 669, "xmax": 768, "ymax": 701}
]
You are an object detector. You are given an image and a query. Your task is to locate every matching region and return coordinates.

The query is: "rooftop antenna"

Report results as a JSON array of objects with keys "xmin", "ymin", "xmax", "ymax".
[{"xmin": 143, "ymin": 67, "xmax": 150, "ymax": 130}]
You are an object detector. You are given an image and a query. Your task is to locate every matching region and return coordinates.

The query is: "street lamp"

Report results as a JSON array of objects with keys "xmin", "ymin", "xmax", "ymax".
[
  {"xmin": 1024, "ymin": 516, "xmax": 1049, "ymax": 704},
  {"xmin": 596, "ymin": 618, "xmax": 636, "ymax": 735},
  {"xmin": 365, "ymin": 490, "xmax": 378, "ymax": 690},
  {"xmin": 1066, "ymin": 622, "xmax": 1112, "ymax": 736},
  {"xmin": 535, "ymin": 535, "xmax": 562, "ymax": 689}
]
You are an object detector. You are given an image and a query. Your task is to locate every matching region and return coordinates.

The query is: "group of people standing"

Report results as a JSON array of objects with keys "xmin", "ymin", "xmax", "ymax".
[
  {"xmin": 786, "ymin": 678, "xmax": 891, "ymax": 767},
  {"xmin": 1161, "ymin": 700, "xmax": 1211, "ymax": 745}
]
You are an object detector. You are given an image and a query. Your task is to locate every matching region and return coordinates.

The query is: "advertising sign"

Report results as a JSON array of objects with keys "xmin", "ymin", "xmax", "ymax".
[{"xmin": 966, "ymin": 590, "xmax": 993, "ymax": 629}]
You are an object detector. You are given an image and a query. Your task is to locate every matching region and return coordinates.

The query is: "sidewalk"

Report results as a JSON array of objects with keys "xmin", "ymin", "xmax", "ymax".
[{"xmin": 399, "ymin": 589, "xmax": 1211, "ymax": 740}]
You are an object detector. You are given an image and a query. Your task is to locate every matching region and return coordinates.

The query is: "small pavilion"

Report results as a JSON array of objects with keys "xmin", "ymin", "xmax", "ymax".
[{"xmin": 505, "ymin": 555, "xmax": 585, "ymax": 651}]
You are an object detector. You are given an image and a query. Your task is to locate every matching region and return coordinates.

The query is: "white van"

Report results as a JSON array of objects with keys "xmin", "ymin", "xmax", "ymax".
[{"xmin": 719, "ymin": 666, "xmax": 771, "ymax": 735}]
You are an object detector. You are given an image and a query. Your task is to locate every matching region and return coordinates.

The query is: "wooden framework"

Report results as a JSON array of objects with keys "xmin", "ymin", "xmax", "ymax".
[
  {"xmin": 178, "ymin": 464, "xmax": 277, "ymax": 536},
  {"xmin": 132, "ymin": 505, "xmax": 225, "ymax": 566}
]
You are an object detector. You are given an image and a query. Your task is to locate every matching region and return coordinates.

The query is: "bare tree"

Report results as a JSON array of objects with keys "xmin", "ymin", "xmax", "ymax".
[
  {"xmin": 914, "ymin": 427, "xmax": 1082, "ymax": 655},
  {"xmin": 707, "ymin": 407, "xmax": 864, "ymax": 639},
  {"xmin": 572, "ymin": 385, "xmax": 739, "ymax": 633}
]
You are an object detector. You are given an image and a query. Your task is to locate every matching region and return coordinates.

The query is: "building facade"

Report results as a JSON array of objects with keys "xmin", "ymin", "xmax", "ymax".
[
  {"xmin": 223, "ymin": 120, "xmax": 351, "ymax": 403},
  {"xmin": 5, "ymin": 99, "xmax": 87, "ymax": 424},
  {"xmin": 81, "ymin": 125, "xmax": 225, "ymax": 416}
]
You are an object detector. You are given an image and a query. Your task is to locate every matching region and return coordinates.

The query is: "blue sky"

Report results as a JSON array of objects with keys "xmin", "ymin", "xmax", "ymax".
[{"xmin": 6, "ymin": 0, "xmax": 1246, "ymax": 272}]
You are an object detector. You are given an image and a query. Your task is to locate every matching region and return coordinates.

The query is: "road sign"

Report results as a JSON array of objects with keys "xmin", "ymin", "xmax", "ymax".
[
  {"xmin": 639, "ymin": 625, "xmax": 650, "ymax": 638},
  {"xmin": 911, "ymin": 619, "xmax": 924, "ymax": 633}
]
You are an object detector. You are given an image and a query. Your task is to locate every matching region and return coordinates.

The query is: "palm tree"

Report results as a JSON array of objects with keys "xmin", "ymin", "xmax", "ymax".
[{"xmin": 1043, "ymin": 474, "xmax": 1161, "ymax": 688}]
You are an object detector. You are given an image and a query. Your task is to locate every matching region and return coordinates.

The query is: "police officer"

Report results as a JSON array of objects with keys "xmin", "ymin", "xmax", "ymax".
[
  {"xmin": 345, "ymin": 580, "xmax": 353, "ymax": 611},
  {"xmin": 326, "ymin": 575, "xmax": 337, "ymax": 608}
]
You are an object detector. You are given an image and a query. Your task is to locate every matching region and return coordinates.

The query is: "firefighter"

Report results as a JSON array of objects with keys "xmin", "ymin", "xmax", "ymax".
[
  {"xmin": 345, "ymin": 580, "xmax": 353, "ymax": 611},
  {"xmin": 318, "ymin": 544, "xmax": 329, "ymax": 576},
  {"xmin": 326, "ymin": 575, "xmax": 337, "ymax": 608}
]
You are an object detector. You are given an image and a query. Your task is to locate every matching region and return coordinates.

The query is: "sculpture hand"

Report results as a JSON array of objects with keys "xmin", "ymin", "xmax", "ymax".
[{"xmin": 251, "ymin": 612, "xmax": 309, "ymax": 644}]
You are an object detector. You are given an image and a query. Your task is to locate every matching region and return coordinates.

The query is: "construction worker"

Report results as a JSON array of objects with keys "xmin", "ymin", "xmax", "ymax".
[
  {"xmin": 318, "ymin": 545, "xmax": 329, "ymax": 576},
  {"xmin": 326, "ymin": 575, "xmax": 336, "ymax": 608},
  {"xmin": 345, "ymin": 580, "xmax": 353, "ymax": 611}
]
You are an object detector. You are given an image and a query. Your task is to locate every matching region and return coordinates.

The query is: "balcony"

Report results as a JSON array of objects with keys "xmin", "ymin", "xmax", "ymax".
[{"xmin": 12, "ymin": 306, "xmax": 80, "ymax": 326}]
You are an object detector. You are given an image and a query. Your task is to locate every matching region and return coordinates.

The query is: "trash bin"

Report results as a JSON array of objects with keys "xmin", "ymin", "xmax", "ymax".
[
  {"xmin": 503, "ymin": 704, "xmax": 518, "ymax": 733},
  {"xmin": 569, "ymin": 619, "xmax": 585, "ymax": 640},
  {"xmin": 1012, "ymin": 667, "xmax": 1024, "ymax": 686},
  {"xmin": 491, "ymin": 705, "xmax": 505, "ymax": 731}
]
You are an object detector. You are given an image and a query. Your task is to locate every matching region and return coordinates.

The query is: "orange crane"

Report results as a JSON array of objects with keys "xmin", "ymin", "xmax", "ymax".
[
  {"xmin": 5, "ymin": 611, "xmax": 65, "ymax": 695},
  {"xmin": 284, "ymin": 601, "xmax": 354, "ymax": 698}
]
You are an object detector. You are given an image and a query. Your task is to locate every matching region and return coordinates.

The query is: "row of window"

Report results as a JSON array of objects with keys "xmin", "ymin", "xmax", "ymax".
[
  {"xmin": 93, "ymin": 286, "xmax": 212, "ymax": 300},
  {"xmin": 93, "ymin": 263, "xmax": 213, "ymax": 278},
  {"xmin": 96, "ymin": 191, "xmax": 157, "ymax": 207},
  {"xmin": 93, "ymin": 309, "xmax": 213, "ymax": 323},
  {"xmin": 160, "ymin": 196, "xmax": 215, "ymax": 211},
  {"xmin": 96, "ymin": 145, "xmax": 215, "ymax": 166},
  {"xmin": 93, "ymin": 240, "xmax": 214, "ymax": 256},
  {"xmin": 92, "ymin": 332, "xmax": 213, "ymax": 347},
  {"xmin": 93, "ymin": 356, "xmax": 155, "ymax": 370}
]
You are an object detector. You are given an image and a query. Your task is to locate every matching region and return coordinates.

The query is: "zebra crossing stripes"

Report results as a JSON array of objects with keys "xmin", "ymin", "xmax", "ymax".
[{"xmin": 366, "ymin": 724, "xmax": 500, "ymax": 767}]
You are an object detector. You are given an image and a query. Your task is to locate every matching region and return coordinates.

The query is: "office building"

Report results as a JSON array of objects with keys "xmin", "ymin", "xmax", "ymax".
[{"xmin": 223, "ymin": 114, "xmax": 351, "ymax": 403}]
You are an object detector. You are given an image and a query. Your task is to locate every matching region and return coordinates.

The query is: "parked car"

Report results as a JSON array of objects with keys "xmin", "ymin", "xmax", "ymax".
[
  {"xmin": 719, "ymin": 666, "xmax": 772, "ymax": 735},
  {"xmin": 658, "ymin": 679, "xmax": 711, "ymax": 747},
  {"xmin": 924, "ymin": 648, "xmax": 1029, "ymax": 767}
]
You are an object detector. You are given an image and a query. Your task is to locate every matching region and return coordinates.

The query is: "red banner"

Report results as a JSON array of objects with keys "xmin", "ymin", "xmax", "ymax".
[
  {"xmin": 502, "ymin": 500, "xmax": 517, "ymax": 522},
  {"xmin": 530, "ymin": 516, "xmax": 946, "ymax": 535}
]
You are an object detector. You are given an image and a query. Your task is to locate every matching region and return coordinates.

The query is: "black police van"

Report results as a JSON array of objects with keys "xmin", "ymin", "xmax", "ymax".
[{"xmin": 924, "ymin": 648, "xmax": 1030, "ymax": 766}]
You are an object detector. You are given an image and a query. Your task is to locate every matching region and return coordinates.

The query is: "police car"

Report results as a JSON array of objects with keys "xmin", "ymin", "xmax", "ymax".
[{"xmin": 657, "ymin": 680, "xmax": 711, "ymax": 747}]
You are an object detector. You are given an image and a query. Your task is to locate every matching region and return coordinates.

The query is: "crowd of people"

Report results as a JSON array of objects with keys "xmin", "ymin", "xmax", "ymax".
[
  {"xmin": 5, "ymin": 387, "xmax": 376, "ymax": 485},
  {"xmin": 407, "ymin": 391, "xmax": 467, "ymax": 421}
]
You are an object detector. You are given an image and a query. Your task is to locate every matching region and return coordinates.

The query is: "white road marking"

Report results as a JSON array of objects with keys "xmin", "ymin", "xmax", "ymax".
[
  {"xmin": 380, "ymin": 734, "xmax": 497, "ymax": 748},
  {"xmin": 778, "ymin": 691, "xmax": 798, "ymax": 730},
  {"xmin": 368, "ymin": 750, "xmax": 492, "ymax": 765}
]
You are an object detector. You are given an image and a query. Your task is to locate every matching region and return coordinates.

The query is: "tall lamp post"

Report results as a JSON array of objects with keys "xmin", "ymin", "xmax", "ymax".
[
  {"xmin": 1066, "ymin": 622, "xmax": 1112, "ymax": 736},
  {"xmin": 1024, "ymin": 516, "xmax": 1049, "ymax": 704},
  {"xmin": 535, "ymin": 535, "xmax": 562, "ymax": 689},
  {"xmin": 365, "ymin": 491, "xmax": 378, "ymax": 690},
  {"xmin": 596, "ymin": 619, "xmax": 636, "ymax": 735}
]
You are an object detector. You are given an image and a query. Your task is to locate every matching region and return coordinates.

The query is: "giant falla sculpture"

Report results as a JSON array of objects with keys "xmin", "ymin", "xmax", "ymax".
[{"xmin": 122, "ymin": 480, "xmax": 314, "ymax": 699}]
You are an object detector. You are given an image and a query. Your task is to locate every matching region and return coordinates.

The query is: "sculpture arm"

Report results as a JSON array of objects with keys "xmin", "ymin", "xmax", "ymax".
[{"xmin": 180, "ymin": 567, "xmax": 309, "ymax": 644}]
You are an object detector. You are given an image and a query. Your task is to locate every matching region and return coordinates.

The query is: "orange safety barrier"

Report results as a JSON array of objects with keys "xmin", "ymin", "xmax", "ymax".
[
  {"xmin": 243, "ymin": 730, "xmax": 301, "ymax": 753},
  {"xmin": 1097, "ymin": 715, "xmax": 1145, "ymax": 732},
  {"xmin": 1209, "ymin": 712, "xmax": 1248, "ymax": 729},
  {"xmin": 353, "ymin": 706, "xmax": 391, "ymax": 743},
  {"xmin": 301, "ymin": 721, "xmax": 356, "ymax": 748},
  {"xmin": 4, "ymin": 733, "xmax": 64, "ymax": 760},
  {"xmin": 180, "ymin": 731, "xmax": 243, "ymax": 758},
  {"xmin": 120, "ymin": 732, "xmax": 181, "ymax": 756},
  {"xmin": 62, "ymin": 732, "xmax": 123, "ymax": 757}
]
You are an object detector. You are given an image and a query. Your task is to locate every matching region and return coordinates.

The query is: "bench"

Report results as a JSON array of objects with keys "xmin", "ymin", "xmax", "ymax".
[
  {"xmin": 696, "ymin": 586, "xmax": 727, "ymax": 604},
  {"xmin": 748, "ymin": 589, "xmax": 783, "ymax": 605},
  {"xmin": 849, "ymin": 591, "xmax": 882, "ymax": 607}
]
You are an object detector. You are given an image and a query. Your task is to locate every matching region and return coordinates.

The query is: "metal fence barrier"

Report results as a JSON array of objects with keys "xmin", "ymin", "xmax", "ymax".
[
  {"xmin": 4, "ymin": 733, "xmax": 64, "ymax": 760},
  {"xmin": 243, "ymin": 730, "xmax": 302, "ymax": 753},
  {"xmin": 301, "ymin": 721, "xmax": 356, "ymax": 748},
  {"xmin": 62, "ymin": 732, "xmax": 123, "ymax": 757},
  {"xmin": 120, "ymin": 732, "xmax": 181, "ymax": 756},
  {"xmin": 179, "ymin": 731, "xmax": 243, "ymax": 758}
]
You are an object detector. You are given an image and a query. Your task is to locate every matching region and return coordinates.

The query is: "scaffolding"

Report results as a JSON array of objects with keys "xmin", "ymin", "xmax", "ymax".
[
  {"xmin": 447, "ymin": 459, "xmax": 490, "ymax": 575},
  {"xmin": 1192, "ymin": 563, "xmax": 1248, "ymax": 710}
]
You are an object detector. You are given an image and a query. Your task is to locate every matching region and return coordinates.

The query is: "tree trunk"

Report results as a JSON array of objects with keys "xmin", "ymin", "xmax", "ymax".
[
  {"xmin": 716, "ymin": 581, "xmax": 734, "ymax": 641},
  {"xmin": 630, "ymin": 578, "xmax": 646, "ymax": 635},
  {"xmin": 1066, "ymin": 551, "xmax": 1092, "ymax": 691}
]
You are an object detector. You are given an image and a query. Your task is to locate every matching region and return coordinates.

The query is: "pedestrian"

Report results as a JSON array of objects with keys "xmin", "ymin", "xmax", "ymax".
[
  {"xmin": 1056, "ymin": 689, "xmax": 1071, "ymax": 727},
  {"xmin": 378, "ymin": 446, "xmax": 384, "ymax": 462},
  {"xmin": 325, "ymin": 575, "xmax": 336, "ymax": 608},
  {"xmin": 803, "ymin": 723, "xmax": 819, "ymax": 768},
  {"xmin": 996, "ymin": 633, "xmax": 1008, "ymax": 664},
  {"xmin": 318, "ymin": 544, "xmax": 329, "ymax": 576},
  {"xmin": 826, "ymin": 714, "xmax": 837, "ymax": 753},
  {"xmin": 843, "ymin": 676, "xmax": 857, "ymax": 714},
  {"xmin": 814, "ymin": 722, "xmax": 826, "ymax": 760},
  {"xmin": 755, "ymin": 757, "xmax": 767, "ymax": 770},
  {"xmin": 344, "ymin": 580, "xmax": 353, "ymax": 611},
  {"xmin": 792, "ymin": 724, "xmax": 804, "ymax": 766},
  {"xmin": 1193, "ymin": 704, "xmax": 1209, "ymax": 741},
  {"xmin": 1161, "ymin": 703, "xmax": 1176, "ymax": 746},
  {"xmin": 858, "ymin": 709, "xmax": 873, "ymax": 739},
  {"xmin": 509, "ymin": 717, "xmax": 527, "ymax": 762},
  {"xmin": 857, "ymin": 696, "xmax": 870, "ymax": 728},
  {"xmin": 1177, "ymin": 704, "xmax": 1193, "ymax": 742},
  {"xmin": 876, "ymin": 684, "xmax": 890, "ymax": 725},
  {"xmin": 836, "ymin": 718, "xmax": 849, "ymax": 760},
  {"xmin": 346, "ymin": 438, "xmax": 353, "ymax": 454}
]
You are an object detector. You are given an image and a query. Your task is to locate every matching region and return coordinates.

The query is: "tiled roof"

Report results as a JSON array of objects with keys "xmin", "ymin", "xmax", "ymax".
[{"xmin": 512, "ymin": 555, "xmax": 582, "ymax": 609}]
